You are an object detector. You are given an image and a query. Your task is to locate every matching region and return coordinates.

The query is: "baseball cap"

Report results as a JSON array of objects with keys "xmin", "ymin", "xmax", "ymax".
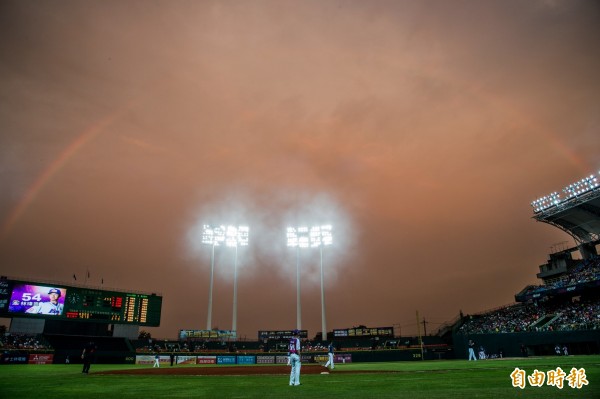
[
  {"xmin": 292, "ymin": 329, "xmax": 300, "ymax": 335},
  {"xmin": 48, "ymin": 288, "xmax": 61, "ymax": 295}
]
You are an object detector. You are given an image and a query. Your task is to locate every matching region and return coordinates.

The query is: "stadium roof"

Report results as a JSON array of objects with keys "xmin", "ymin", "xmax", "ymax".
[{"xmin": 532, "ymin": 185, "xmax": 600, "ymax": 244}]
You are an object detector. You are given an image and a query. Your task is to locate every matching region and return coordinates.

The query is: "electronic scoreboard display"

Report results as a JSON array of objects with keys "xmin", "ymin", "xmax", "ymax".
[{"xmin": 0, "ymin": 278, "xmax": 161, "ymax": 326}]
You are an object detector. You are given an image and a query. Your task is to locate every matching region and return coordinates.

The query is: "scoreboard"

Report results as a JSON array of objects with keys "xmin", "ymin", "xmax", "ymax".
[{"xmin": 0, "ymin": 278, "xmax": 161, "ymax": 326}]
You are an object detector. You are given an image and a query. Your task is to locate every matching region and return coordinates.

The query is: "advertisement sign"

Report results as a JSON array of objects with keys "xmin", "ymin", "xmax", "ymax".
[
  {"xmin": 258, "ymin": 330, "xmax": 308, "ymax": 340},
  {"xmin": 314, "ymin": 354, "xmax": 328, "ymax": 363},
  {"xmin": 237, "ymin": 356, "xmax": 255, "ymax": 365},
  {"xmin": 28, "ymin": 354, "xmax": 54, "ymax": 364},
  {"xmin": 217, "ymin": 356, "xmax": 236, "ymax": 365},
  {"xmin": 0, "ymin": 279, "xmax": 11, "ymax": 312},
  {"xmin": 336, "ymin": 354, "xmax": 352, "ymax": 363},
  {"xmin": 197, "ymin": 356, "xmax": 216, "ymax": 364},
  {"xmin": 1, "ymin": 354, "xmax": 29, "ymax": 364},
  {"xmin": 179, "ymin": 329, "xmax": 236, "ymax": 339},
  {"xmin": 176, "ymin": 356, "xmax": 197, "ymax": 365},
  {"xmin": 256, "ymin": 355, "xmax": 275, "ymax": 364},
  {"xmin": 276, "ymin": 355, "xmax": 289, "ymax": 364},
  {"xmin": 158, "ymin": 356, "xmax": 170, "ymax": 365},
  {"xmin": 301, "ymin": 354, "xmax": 314, "ymax": 363},
  {"xmin": 135, "ymin": 355, "xmax": 155, "ymax": 365}
]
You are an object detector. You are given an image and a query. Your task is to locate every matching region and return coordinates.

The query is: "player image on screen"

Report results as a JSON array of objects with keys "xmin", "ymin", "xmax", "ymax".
[{"xmin": 9, "ymin": 284, "xmax": 66, "ymax": 316}]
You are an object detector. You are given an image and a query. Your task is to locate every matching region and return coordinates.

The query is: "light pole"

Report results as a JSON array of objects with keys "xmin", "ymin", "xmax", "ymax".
[
  {"xmin": 201, "ymin": 224, "xmax": 225, "ymax": 330},
  {"xmin": 226, "ymin": 225, "xmax": 249, "ymax": 337},
  {"xmin": 287, "ymin": 224, "xmax": 332, "ymax": 340},
  {"xmin": 310, "ymin": 225, "xmax": 332, "ymax": 342},
  {"xmin": 287, "ymin": 227, "xmax": 309, "ymax": 330}
]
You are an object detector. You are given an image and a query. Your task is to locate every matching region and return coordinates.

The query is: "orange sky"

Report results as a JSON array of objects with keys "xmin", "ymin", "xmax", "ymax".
[{"xmin": 1, "ymin": 0, "xmax": 599, "ymax": 339}]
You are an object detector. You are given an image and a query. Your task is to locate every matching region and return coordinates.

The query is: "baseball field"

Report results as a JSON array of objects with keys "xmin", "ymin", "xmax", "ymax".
[{"xmin": 0, "ymin": 355, "xmax": 598, "ymax": 398}]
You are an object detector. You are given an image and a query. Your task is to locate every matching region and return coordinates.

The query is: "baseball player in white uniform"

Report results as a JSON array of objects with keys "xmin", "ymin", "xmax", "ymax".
[
  {"xmin": 288, "ymin": 329, "xmax": 301, "ymax": 386},
  {"xmin": 324, "ymin": 342, "xmax": 335, "ymax": 369},
  {"xmin": 26, "ymin": 288, "xmax": 63, "ymax": 315}
]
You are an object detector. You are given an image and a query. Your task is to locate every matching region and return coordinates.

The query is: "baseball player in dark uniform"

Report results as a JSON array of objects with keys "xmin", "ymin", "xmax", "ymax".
[
  {"xmin": 324, "ymin": 342, "xmax": 335, "ymax": 369},
  {"xmin": 81, "ymin": 341, "xmax": 96, "ymax": 373}
]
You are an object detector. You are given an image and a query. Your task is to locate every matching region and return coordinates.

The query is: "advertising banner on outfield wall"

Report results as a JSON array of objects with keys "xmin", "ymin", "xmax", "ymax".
[
  {"xmin": 301, "ymin": 354, "xmax": 314, "ymax": 363},
  {"xmin": 158, "ymin": 356, "xmax": 170, "ymax": 365},
  {"xmin": 276, "ymin": 355, "xmax": 289, "ymax": 364},
  {"xmin": 136, "ymin": 355, "xmax": 154, "ymax": 365},
  {"xmin": 256, "ymin": 355, "xmax": 275, "ymax": 364},
  {"xmin": 1, "ymin": 353, "xmax": 29, "ymax": 364},
  {"xmin": 197, "ymin": 356, "xmax": 216, "ymax": 364},
  {"xmin": 237, "ymin": 356, "xmax": 255, "ymax": 365},
  {"xmin": 135, "ymin": 355, "xmax": 169, "ymax": 365},
  {"xmin": 28, "ymin": 354, "xmax": 54, "ymax": 364},
  {"xmin": 217, "ymin": 356, "xmax": 236, "ymax": 365},
  {"xmin": 336, "ymin": 354, "xmax": 352, "ymax": 363},
  {"xmin": 176, "ymin": 356, "xmax": 197, "ymax": 365},
  {"xmin": 313, "ymin": 354, "xmax": 328, "ymax": 363}
]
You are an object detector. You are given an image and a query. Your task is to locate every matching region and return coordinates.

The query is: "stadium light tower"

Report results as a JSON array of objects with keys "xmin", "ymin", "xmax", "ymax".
[
  {"xmin": 286, "ymin": 226, "xmax": 310, "ymax": 330},
  {"xmin": 201, "ymin": 224, "xmax": 225, "ymax": 330},
  {"xmin": 225, "ymin": 225, "xmax": 249, "ymax": 337},
  {"xmin": 311, "ymin": 225, "xmax": 333, "ymax": 342}
]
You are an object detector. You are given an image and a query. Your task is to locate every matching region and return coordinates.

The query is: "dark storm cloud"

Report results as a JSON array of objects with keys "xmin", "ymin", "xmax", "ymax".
[{"xmin": 1, "ymin": 0, "xmax": 599, "ymax": 337}]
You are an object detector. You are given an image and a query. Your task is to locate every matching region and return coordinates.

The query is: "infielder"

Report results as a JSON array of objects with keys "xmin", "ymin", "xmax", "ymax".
[
  {"xmin": 288, "ymin": 329, "xmax": 301, "ymax": 386},
  {"xmin": 153, "ymin": 353, "xmax": 160, "ymax": 368},
  {"xmin": 324, "ymin": 342, "xmax": 335, "ymax": 370}
]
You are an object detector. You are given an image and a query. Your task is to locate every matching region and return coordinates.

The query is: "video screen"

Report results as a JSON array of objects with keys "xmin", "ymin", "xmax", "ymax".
[{"xmin": 8, "ymin": 284, "xmax": 66, "ymax": 316}]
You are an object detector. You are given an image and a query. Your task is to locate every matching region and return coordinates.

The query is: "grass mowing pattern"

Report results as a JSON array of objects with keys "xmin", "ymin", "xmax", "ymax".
[{"xmin": 0, "ymin": 356, "xmax": 597, "ymax": 398}]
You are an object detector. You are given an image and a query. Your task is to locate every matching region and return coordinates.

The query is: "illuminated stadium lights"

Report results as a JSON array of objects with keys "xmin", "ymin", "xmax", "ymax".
[
  {"xmin": 313, "ymin": 225, "xmax": 333, "ymax": 341},
  {"xmin": 225, "ymin": 225, "xmax": 249, "ymax": 248},
  {"xmin": 287, "ymin": 226, "xmax": 309, "ymax": 248},
  {"xmin": 288, "ymin": 224, "xmax": 333, "ymax": 340},
  {"xmin": 531, "ymin": 192, "xmax": 561, "ymax": 213},
  {"xmin": 310, "ymin": 225, "xmax": 332, "ymax": 247},
  {"xmin": 201, "ymin": 224, "xmax": 225, "ymax": 246},
  {"xmin": 531, "ymin": 172, "xmax": 600, "ymax": 213},
  {"xmin": 201, "ymin": 224, "xmax": 222, "ymax": 330},
  {"xmin": 286, "ymin": 225, "xmax": 332, "ymax": 333},
  {"xmin": 310, "ymin": 225, "xmax": 333, "ymax": 341},
  {"xmin": 201, "ymin": 224, "xmax": 248, "ymax": 332},
  {"xmin": 563, "ymin": 175, "xmax": 599, "ymax": 199},
  {"xmin": 202, "ymin": 224, "xmax": 250, "ymax": 331},
  {"xmin": 225, "ymin": 225, "xmax": 249, "ymax": 336},
  {"xmin": 287, "ymin": 226, "xmax": 308, "ymax": 330}
]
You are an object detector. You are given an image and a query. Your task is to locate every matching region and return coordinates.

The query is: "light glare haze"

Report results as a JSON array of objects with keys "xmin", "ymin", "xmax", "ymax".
[{"xmin": 1, "ymin": 0, "xmax": 599, "ymax": 339}]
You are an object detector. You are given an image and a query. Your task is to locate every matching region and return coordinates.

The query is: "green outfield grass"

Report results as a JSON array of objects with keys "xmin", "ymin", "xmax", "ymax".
[{"xmin": 0, "ymin": 356, "xmax": 598, "ymax": 398}]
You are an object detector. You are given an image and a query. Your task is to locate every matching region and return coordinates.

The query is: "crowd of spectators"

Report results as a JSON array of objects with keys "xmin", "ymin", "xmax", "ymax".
[
  {"xmin": 0, "ymin": 333, "xmax": 51, "ymax": 350},
  {"xmin": 520, "ymin": 256, "xmax": 600, "ymax": 297},
  {"xmin": 549, "ymin": 300, "xmax": 600, "ymax": 331},
  {"xmin": 459, "ymin": 297, "xmax": 600, "ymax": 334}
]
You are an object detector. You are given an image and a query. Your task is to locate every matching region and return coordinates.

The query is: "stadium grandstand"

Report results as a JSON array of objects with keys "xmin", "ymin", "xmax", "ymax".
[{"xmin": 452, "ymin": 172, "xmax": 600, "ymax": 358}]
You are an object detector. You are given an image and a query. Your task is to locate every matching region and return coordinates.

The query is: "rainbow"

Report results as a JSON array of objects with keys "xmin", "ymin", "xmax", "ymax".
[
  {"xmin": 1, "ymin": 112, "xmax": 122, "ymax": 239},
  {"xmin": 0, "ymin": 77, "xmax": 591, "ymax": 240}
]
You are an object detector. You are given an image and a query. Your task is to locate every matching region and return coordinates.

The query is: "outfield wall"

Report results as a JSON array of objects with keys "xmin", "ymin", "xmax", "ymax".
[
  {"xmin": 131, "ymin": 349, "xmax": 453, "ymax": 366},
  {"xmin": 134, "ymin": 353, "xmax": 353, "ymax": 365},
  {"xmin": 1, "ymin": 348, "xmax": 454, "ymax": 365}
]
